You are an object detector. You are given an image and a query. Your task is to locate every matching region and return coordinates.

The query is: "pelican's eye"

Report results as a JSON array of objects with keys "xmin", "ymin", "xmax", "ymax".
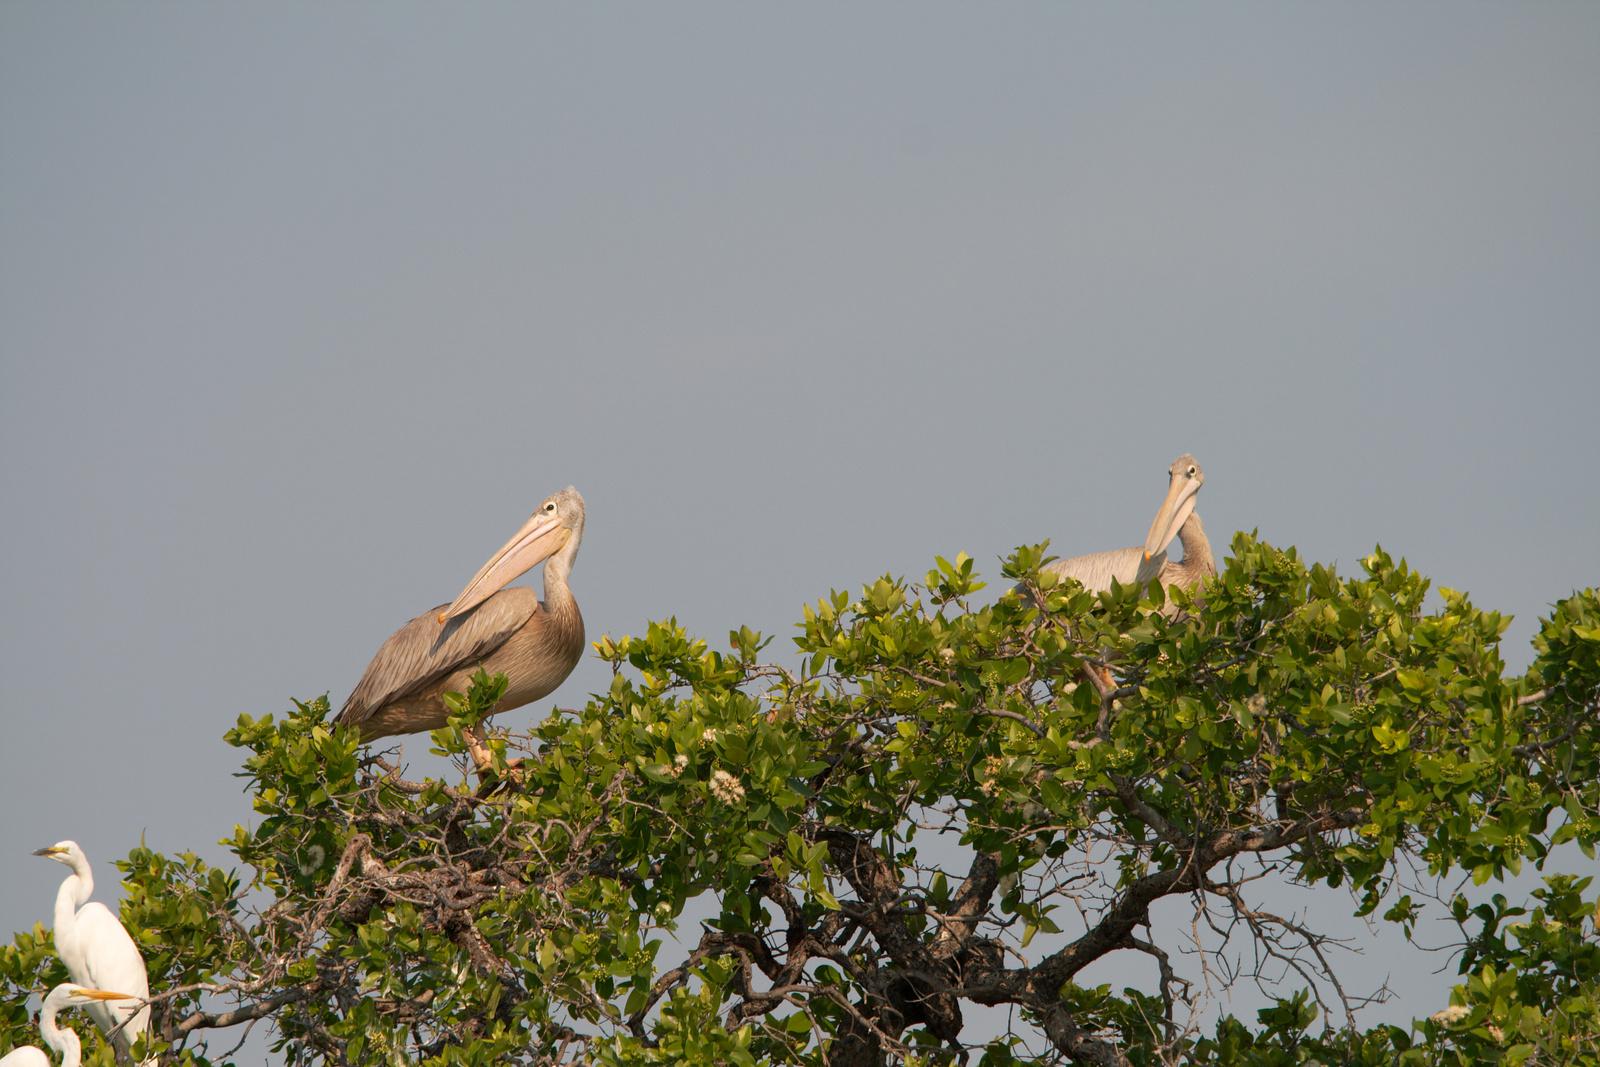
[
  {"xmin": 1186, "ymin": 466, "xmax": 1197, "ymax": 477},
  {"xmin": 544, "ymin": 502, "xmax": 558, "ymax": 514}
]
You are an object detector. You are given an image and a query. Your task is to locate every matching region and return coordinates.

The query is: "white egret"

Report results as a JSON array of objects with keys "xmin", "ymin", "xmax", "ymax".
[
  {"xmin": 0, "ymin": 984, "xmax": 135, "ymax": 1067},
  {"xmin": 33, "ymin": 843, "xmax": 152, "ymax": 1064}
]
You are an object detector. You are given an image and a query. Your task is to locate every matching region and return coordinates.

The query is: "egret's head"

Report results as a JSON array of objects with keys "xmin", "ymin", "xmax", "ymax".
[
  {"xmin": 32, "ymin": 841, "xmax": 85, "ymax": 868},
  {"xmin": 45, "ymin": 983, "xmax": 136, "ymax": 1010},
  {"xmin": 1142, "ymin": 454, "xmax": 1205, "ymax": 560},
  {"xmin": 439, "ymin": 486, "xmax": 586, "ymax": 622}
]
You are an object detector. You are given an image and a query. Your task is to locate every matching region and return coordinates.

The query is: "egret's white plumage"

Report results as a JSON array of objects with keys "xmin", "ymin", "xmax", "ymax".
[
  {"xmin": 0, "ymin": 984, "xmax": 135, "ymax": 1067},
  {"xmin": 34, "ymin": 843, "xmax": 152, "ymax": 1065}
]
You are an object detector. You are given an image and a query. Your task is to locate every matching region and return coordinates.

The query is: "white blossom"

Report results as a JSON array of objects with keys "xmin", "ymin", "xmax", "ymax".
[{"xmin": 710, "ymin": 769, "xmax": 745, "ymax": 804}]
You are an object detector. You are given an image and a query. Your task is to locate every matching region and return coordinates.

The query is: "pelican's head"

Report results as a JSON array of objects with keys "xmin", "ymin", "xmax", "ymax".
[
  {"xmin": 32, "ymin": 841, "xmax": 86, "ymax": 869},
  {"xmin": 439, "ymin": 486, "xmax": 586, "ymax": 622},
  {"xmin": 1142, "ymin": 454, "xmax": 1204, "ymax": 561}
]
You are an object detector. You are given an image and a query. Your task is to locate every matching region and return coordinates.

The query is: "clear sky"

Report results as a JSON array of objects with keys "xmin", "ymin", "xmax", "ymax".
[{"xmin": 2, "ymin": 3, "xmax": 1596, "ymax": 1057}]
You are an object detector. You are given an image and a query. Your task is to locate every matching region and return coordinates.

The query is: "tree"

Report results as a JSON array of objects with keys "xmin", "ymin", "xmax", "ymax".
[{"xmin": 3, "ymin": 534, "xmax": 1598, "ymax": 1066}]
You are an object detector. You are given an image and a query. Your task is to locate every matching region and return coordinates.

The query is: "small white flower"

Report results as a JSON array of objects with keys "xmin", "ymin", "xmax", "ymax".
[
  {"xmin": 1247, "ymin": 694, "xmax": 1267, "ymax": 715},
  {"xmin": 1430, "ymin": 1005, "xmax": 1470, "ymax": 1026},
  {"xmin": 702, "ymin": 728, "xmax": 719, "ymax": 744},
  {"xmin": 710, "ymin": 769, "xmax": 746, "ymax": 804},
  {"xmin": 1487, "ymin": 1024, "xmax": 1505, "ymax": 1042}
]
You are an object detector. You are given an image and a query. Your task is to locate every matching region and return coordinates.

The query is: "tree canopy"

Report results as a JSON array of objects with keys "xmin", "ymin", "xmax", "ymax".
[{"xmin": 4, "ymin": 534, "xmax": 1599, "ymax": 1065}]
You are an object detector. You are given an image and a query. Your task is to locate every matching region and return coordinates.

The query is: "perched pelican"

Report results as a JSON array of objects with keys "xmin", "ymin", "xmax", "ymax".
[
  {"xmin": 336, "ymin": 486, "xmax": 586, "ymax": 744},
  {"xmin": 1042, "ymin": 454, "xmax": 1212, "ymax": 598},
  {"xmin": 32, "ymin": 844, "xmax": 152, "ymax": 1065},
  {"xmin": 0, "ymin": 984, "xmax": 137, "ymax": 1067}
]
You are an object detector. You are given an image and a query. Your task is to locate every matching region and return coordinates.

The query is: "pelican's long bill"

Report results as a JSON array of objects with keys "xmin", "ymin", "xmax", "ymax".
[
  {"xmin": 1142, "ymin": 471, "xmax": 1201, "ymax": 561},
  {"xmin": 438, "ymin": 511, "xmax": 571, "ymax": 622}
]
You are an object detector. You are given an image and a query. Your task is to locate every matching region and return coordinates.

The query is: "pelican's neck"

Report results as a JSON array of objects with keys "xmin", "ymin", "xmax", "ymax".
[
  {"xmin": 1177, "ymin": 513, "xmax": 1213, "ymax": 576},
  {"xmin": 540, "ymin": 525, "xmax": 582, "ymax": 616}
]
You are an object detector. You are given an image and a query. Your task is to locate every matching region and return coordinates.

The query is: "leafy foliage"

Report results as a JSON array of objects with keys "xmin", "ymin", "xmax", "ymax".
[{"xmin": 3, "ymin": 536, "xmax": 1598, "ymax": 1065}]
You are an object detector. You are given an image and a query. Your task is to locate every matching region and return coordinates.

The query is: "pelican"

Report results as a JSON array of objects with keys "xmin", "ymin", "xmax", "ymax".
[
  {"xmin": 0, "ymin": 985, "xmax": 137, "ymax": 1067},
  {"xmin": 1042, "ymin": 453, "xmax": 1213, "ymax": 599},
  {"xmin": 32, "ymin": 843, "xmax": 152, "ymax": 1065},
  {"xmin": 335, "ymin": 486, "xmax": 586, "ymax": 747}
]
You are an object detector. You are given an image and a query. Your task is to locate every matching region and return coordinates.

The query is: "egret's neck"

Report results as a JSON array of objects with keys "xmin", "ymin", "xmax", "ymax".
[
  {"xmin": 1178, "ymin": 513, "xmax": 1213, "ymax": 574},
  {"xmin": 55, "ymin": 859, "xmax": 92, "ymax": 929},
  {"xmin": 42, "ymin": 1004, "xmax": 82, "ymax": 1067},
  {"xmin": 541, "ymin": 527, "xmax": 582, "ymax": 614}
]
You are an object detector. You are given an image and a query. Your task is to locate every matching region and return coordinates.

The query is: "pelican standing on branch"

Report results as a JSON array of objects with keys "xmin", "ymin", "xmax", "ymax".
[
  {"xmin": 336, "ymin": 487, "xmax": 586, "ymax": 761},
  {"xmin": 1043, "ymin": 453, "xmax": 1213, "ymax": 599}
]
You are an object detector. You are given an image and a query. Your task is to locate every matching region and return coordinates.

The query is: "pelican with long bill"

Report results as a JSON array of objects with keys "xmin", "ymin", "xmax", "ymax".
[
  {"xmin": 1040, "ymin": 453, "xmax": 1214, "ymax": 598},
  {"xmin": 336, "ymin": 486, "xmax": 587, "ymax": 757}
]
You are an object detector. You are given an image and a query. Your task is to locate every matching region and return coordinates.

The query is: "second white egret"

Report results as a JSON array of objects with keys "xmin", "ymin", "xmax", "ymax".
[{"xmin": 0, "ymin": 984, "xmax": 135, "ymax": 1067}]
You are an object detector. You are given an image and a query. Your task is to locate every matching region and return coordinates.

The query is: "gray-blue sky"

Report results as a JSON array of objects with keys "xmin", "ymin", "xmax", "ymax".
[{"xmin": 2, "ymin": 2, "xmax": 1596, "ymax": 1056}]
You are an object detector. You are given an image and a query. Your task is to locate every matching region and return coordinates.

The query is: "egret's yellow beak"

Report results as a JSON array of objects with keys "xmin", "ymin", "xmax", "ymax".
[
  {"xmin": 32, "ymin": 846, "xmax": 66, "ymax": 857},
  {"xmin": 74, "ymin": 988, "xmax": 135, "ymax": 1001}
]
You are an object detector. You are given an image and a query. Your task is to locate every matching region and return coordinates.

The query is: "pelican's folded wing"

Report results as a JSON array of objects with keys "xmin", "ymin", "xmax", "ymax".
[
  {"xmin": 1041, "ymin": 545, "xmax": 1148, "ymax": 595},
  {"xmin": 337, "ymin": 587, "xmax": 539, "ymax": 726}
]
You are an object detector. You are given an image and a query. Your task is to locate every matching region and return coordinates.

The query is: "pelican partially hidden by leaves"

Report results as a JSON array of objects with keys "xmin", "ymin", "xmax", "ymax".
[
  {"xmin": 336, "ymin": 487, "xmax": 586, "ymax": 759},
  {"xmin": 1043, "ymin": 453, "xmax": 1214, "ymax": 601},
  {"xmin": 0, "ymin": 984, "xmax": 137, "ymax": 1067}
]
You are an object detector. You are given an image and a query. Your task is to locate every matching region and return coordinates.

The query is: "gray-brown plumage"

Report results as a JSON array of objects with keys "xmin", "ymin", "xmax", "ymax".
[
  {"xmin": 337, "ymin": 486, "xmax": 586, "ymax": 741},
  {"xmin": 1042, "ymin": 454, "xmax": 1211, "ymax": 597}
]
